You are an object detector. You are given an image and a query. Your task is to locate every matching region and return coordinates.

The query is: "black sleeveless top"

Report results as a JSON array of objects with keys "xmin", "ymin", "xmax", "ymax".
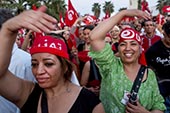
[
  {"xmin": 21, "ymin": 84, "xmax": 101, "ymax": 113},
  {"xmin": 87, "ymin": 60, "xmax": 101, "ymax": 87}
]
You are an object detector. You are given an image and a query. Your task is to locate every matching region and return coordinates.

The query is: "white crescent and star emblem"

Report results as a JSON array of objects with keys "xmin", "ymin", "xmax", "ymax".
[{"xmin": 68, "ymin": 10, "xmax": 74, "ymax": 20}]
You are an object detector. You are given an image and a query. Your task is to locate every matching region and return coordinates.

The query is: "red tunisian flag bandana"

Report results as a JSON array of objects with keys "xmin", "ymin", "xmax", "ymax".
[
  {"xmin": 30, "ymin": 35, "xmax": 69, "ymax": 59},
  {"xmin": 119, "ymin": 28, "xmax": 147, "ymax": 66}
]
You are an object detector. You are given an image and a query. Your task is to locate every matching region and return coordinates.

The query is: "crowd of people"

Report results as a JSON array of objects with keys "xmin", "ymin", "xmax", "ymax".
[{"xmin": 0, "ymin": 3, "xmax": 170, "ymax": 113}]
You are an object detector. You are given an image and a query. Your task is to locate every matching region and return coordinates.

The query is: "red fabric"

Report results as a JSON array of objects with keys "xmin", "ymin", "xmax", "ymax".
[
  {"xmin": 59, "ymin": 13, "xmax": 65, "ymax": 28},
  {"xmin": 156, "ymin": 14, "xmax": 165, "ymax": 25},
  {"xmin": 30, "ymin": 35, "xmax": 69, "ymax": 59},
  {"xmin": 32, "ymin": 32, "xmax": 44, "ymax": 39},
  {"xmin": 87, "ymin": 80, "xmax": 100, "ymax": 88},
  {"xmin": 141, "ymin": 0, "xmax": 150, "ymax": 13},
  {"xmin": 18, "ymin": 29, "xmax": 24, "ymax": 34},
  {"xmin": 106, "ymin": 33, "xmax": 111, "ymax": 38},
  {"xmin": 162, "ymin": 6, "xmax": 170, "ymax": 13},
  {"xmin": 83, "ymin": 15, "xmax": 97, "ymax": 25},
  {"xmin": 112, "ymin": 44, "xmax": 116, "ymax": 51},
  {"xmin": 67, "ymin": 34, "xmax": 77, "ymax": 50},
  {"xmin": 102, "ymin": 11, "xmax": 110, "ymax": 20},
  {"xmin": 121, "ymin": 16, "xmax": 135, "ymax": 22},
  {"xmin": 138, "ymin": 51, "xmax": 147, "ymax": 67},
  {"xmin": 119, "ymin": 28, "xmax": 147, "ymax": 66},
  {"xmin": 20, "ymin": 37, "xmax": 24, "ymax": 47},
  {"xmin": 78, "ymin": 51, "xmax": 91, "ymax": 62},
  {"xmin": 65, "ymin": 0, "xmax": 78, "ymax": 27},
  {"xmin": 74, "ymin": 27, "xmax": 79, "ymax": 38},
  {"xmin": 141, "ymin": 35, "xmax": 161, "ymax": 52},
  {"xmin": 119, "ymin": 28, "xmax": 142, "ymax": 45},
  {"xmin": 96, "ymin": 18, "xmax": 101, "ymax": 24},
  {"xmin": 32, "ymin": 4, "xmax": 37, "ymax": 10}
]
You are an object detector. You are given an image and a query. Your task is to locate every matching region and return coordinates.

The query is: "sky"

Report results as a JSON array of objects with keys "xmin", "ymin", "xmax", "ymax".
[{"xmin": 64, "ymin": 0, "xmax": 158, "ymax": 18}]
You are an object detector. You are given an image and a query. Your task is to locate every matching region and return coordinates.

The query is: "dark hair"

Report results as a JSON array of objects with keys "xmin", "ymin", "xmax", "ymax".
[
  {"xmin": 141, "ymin": 19, "xmax": 153, "ymax": 27},
  {"xmin": 57, "ymin": 56, "xmax": 74, "ymax": 82},
  {"xmin": 162, "ymin": 21, "xmax": 170, "ymax": 35},
  {"xmin": 0, "ymin": 8, "xmax": 14, "ymax": 29},
  {"xmin": 45, "ymin": 34, "xmax": 74, "ymax": 81},
  {"xmin": 83, "ymin": 25, "xmax": 95, "ymax": 31}
]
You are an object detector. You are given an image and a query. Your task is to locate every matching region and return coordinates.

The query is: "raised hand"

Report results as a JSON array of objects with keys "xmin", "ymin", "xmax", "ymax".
[
  {"xmin": 2, "ymin": 5, "xmax": 57, "ymax": 34},
  {"xmin": 123, "ymin": 9, "xmax": 151, "ymax": 20}
]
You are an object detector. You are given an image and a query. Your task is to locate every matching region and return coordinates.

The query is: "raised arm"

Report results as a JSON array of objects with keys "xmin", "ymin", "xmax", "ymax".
[
  {"xmin": 89, "ymin": 9, "xmax": 150, "ymax": 52},
  {"xmin": 0, "ymin": 6, "xmax": 57, "ymax": 107},
  {"xmin": 0, "ymin": 6, "xmax": 57, "ymax": 75}
]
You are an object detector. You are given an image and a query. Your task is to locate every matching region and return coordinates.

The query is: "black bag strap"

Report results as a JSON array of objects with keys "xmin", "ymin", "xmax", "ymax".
[
  {"xmin": 41, "ymin": 90, "xmax": 49, "ymax": 113},
  {"xmin": 91, "ymin": 59, "xmax": 99, "ymax": 80},
  {"xmin": 129, "ymin": 65, "xmax": 146, "ymax": 105}
]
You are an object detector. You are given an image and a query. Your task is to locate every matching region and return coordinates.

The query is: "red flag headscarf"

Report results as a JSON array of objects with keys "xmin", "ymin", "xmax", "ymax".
[
  {"xmin": 119, "ymin": 28, "xmax": 147, "ymax": 66},
  {"xmin": 30, "ymin": 35, "xmax": 69, "ymax": 59},
  {"xmin": 65, "ymin": 0, "xmax": 78, "ymax": 27},
  {"xmin": 156, "ymin": 14, "xmax": 165, "ymax": 25}
]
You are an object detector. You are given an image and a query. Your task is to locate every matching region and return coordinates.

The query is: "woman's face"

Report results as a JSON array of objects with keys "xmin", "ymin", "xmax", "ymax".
[
  {"xmin": 118, "ymin": 40, "xmax": 141, "ymax": 64},
  {"xmin": 79, "ymin": 29, "xmax": 84, "ymax": 40},
  {"xmin": 63, "ymin": 30, "xmax": 70, "ymax": 40},
  {"xmin": 83, "ymin": 29, "xmax": 91, "ymax": 43},
  {"xmin": 31, "ymin": 53, "xmax": 64, "ymax": 88},
  {"xmin": 110, "ymin": 27, "xmax": 120, "ymax": 39}
]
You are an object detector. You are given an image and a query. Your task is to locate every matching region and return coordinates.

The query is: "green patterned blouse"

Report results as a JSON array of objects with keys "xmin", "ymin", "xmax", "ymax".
[{"xmin": 89, "ymin": 44, "xmax": 166, "ymax": 113}]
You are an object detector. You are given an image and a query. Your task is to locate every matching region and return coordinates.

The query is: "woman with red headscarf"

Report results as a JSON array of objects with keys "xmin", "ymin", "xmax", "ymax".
[
  {"xmin": 89, "ymin": 9, "xmax": 166, "ymax": 113},
  {"xmin": 0, "ymin": 6, "xmax": 105, "ymax": 113}
]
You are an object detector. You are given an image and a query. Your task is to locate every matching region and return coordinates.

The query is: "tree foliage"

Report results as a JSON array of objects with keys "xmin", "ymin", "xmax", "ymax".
[
  {"xmin": 138, "ymin": 0, "xmax": 142, "ymax": 10},
  {"xmin": 156, "ymin": 0, "xmax": 170, "ymax": 14},
  {"xmin": 103, "ymin": 1, "xmax": 114, "ymax": 16},
  {"xmin": 0, "ymin": 0, "xmax": 67, "ymax": 20},
  {"xmin": 92, "ymin": 3, "xmax": 101, "ymax": 19}
]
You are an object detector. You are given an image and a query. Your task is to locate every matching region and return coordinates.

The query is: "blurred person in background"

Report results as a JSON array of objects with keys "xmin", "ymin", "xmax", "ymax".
[
  {"xmin": 0, "ymin": 8, "xmax": 35, "ymax": 113},
  {"xmin": 146, "ymin": 21, "xmax": 170, "ymax": 113}
]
